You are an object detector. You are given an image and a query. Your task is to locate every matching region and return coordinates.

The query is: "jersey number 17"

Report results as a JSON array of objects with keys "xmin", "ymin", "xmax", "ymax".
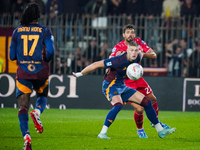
[{"xmin": 21, "ymin": 35, "xmax": 39, "ymax": 56}]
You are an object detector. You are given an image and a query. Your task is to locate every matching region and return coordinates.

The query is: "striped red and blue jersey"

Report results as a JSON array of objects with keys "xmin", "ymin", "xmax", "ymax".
[
  {"xmin": 9, "ymin": 23, "xmax": 55, "ymax": 80},
  {"xmin": 104, "ymin": 52, "xmax": 141, "ymax": 83}
]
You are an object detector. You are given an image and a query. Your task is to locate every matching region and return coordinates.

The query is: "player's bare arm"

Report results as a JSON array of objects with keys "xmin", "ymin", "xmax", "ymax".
[
  {"xmin": 143, "ymin": 48, "xmax": 157, "ymax": 59},
  {"xmin": 73, "ymin": 60, "xmax": 105, "ymax": 77}
]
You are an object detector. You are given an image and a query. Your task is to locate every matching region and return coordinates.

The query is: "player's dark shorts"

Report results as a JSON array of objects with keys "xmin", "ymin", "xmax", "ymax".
[
  {"xmin": 102, "ymin": 80, "xmax": 137, "ymax": 103},
  {"xmin": 16, "ymin": 79, "xmax": 49, "ymax": 98}
]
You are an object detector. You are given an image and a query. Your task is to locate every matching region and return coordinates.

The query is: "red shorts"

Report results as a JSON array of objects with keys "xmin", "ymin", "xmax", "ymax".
[{"xmin": 125, "ymin": 77, "xmax": 152, "ymax": 96}]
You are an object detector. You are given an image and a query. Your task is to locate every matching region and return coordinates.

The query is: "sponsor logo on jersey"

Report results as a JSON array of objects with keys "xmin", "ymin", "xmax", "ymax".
[
  {"xmin": 106, "ymin": 62, "xmax": 112, "ymax": 66},
  {"xmin": 28, "ymin": 64, "xmax": 36, "ymax": 72}
]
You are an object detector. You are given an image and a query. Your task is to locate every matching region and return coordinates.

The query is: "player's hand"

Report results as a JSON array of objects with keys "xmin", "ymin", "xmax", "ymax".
[
  {"xmin": 139, "ymin": 50, "xmax": 145, "ymax": 59},
  {"xmin": 72, "ymin": 72, "xmax": 83, "ymax": 78},
  {"xmin": 72, "ymin": 72, "xmax": 77, "ymax": 77},
  {"xmin": 116, "ymin": 51, "xmax": 121, "ymax": 56}
]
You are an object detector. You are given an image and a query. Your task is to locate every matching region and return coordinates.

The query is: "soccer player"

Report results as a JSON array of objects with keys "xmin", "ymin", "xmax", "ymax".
[
  {"xmin": 110, "ymin": 24, "xmax": 170, "ymax": 138},
  {"xmin": 9, "ymin": 3, "xmax": 55, "ymax": 150},
  {"xmin": 73, "ymin": 41, "xmax": 176, "ymax": 139}
]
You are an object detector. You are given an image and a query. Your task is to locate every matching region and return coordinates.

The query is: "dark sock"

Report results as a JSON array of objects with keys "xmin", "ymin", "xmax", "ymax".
[
  {"xmin": 143, "ymin": 101, "xmax": 159, "ymax": 125},
  {"xmin": 104, "ymin": 103, "xmax": 123, "ymax": 127},
  {"xmin": 35, "ymin": 96, "xmax": 47, "ymax": 113},
  {"xmin": 18, "ymin": 109, "xmax": 29, "ymax": 137}
]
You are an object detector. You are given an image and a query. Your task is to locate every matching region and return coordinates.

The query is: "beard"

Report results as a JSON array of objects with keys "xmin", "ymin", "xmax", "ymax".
[{"xmin": 126, "ymin": 37, "xmax": 133, "ymax": 42}]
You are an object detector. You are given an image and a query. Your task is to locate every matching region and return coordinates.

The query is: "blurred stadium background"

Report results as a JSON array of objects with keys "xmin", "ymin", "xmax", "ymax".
[{"xmin": 0, "ymin": 0, "xmax": 200, "ymax": 112}]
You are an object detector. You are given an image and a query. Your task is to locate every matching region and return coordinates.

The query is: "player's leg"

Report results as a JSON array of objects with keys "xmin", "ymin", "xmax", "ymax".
[
  {"xmin": 128, "ymin": 91, "xmax": 176, "ymax": 138},
  {"xmin": 30, "ymin": 79, "xmax": 48, "ymax": 133},
  {"xmin": 126, "ymin": 79, "xmax": 147, "ymax": 138},
  {"xmin": 146, "ymin": 92, "xmax": 158, "ymax": 115},
  {"xmin": 130, "ymin": 102, "xmax": 148, "ymax": 138},
  {"xmin": 16, "ymin": 79, "xmax": 32, "ymax": 150},
  {"xmin": 18, "ymin": 94, "xmax": 31, "ymax": 136},
  {"xmin": 146, "ymin": 91, "xmax": 171, "ymax": 129},
  {"xmin": 132, "ymin": 81, "xmax": 153, "ymax": 132},
  {"xmin": 98, "ymin": 81, "xmax": 124, "ymax": 139},
  {"xmin": 135, "ymin": 78, "xmax": 171, "ymax": 129},
  {"xmin": 98, "ymin": 95, "xmax": 123, "ymax": 139}
]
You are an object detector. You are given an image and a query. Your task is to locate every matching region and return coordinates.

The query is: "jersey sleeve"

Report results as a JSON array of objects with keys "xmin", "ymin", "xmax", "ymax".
[
  {"xmin": 104, "ymin": 53, "xmax": 126, "ymax": 69},
  {"xmin": 134, "ymin": 38, "xmax": 151, "ymax": 53},
  {"xmin": 44, "ymin": 28, "xmax": 55, "ymax": 62},
  {"xmin": 109, "ymin": 45, "xmax": 121, "ymax": 57},
  {"xmin": 9, "ymin": 29, "xmax": 17, "ymax": 61}
]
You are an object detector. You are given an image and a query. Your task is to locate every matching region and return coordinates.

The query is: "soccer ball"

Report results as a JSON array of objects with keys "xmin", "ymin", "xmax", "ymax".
[{"xmin": 126, "ymin": 63, "xmax": 143, "ymax": 81}]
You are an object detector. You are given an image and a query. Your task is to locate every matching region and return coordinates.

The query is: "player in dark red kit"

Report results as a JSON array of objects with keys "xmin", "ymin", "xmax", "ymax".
[
  {"xmin": 9, "ymin": 3, "xmax": 55, "ymax": 150},
  {"xmin": 110, "ymin": 24, "xmax": 170, "ymax": 138}
]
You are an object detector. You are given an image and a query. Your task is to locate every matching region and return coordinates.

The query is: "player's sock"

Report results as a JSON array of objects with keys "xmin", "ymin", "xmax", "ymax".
[
  {"xmin": 35, "ymin": 108, "xmax": 41, "ymax": 116},
  {"xmin": 134, "ymin": 111, "xmax": 143, "ymax": 129},
  {"xmin": 140, "ymin": 97, "xmax": 159, "ymax": 125},
  {"xmin": 18, "ymin": 108, "xmax": 29, "ymax": 137},
  {"xmin": 152, "ymin": 101, "xmax": 158, "ymax": 116},
  {"xmin": 100, "ymin": 125, "xmax": 109, "ymax": 134},
  {"xmin": 103, "ymin": 102, "xmax": 123, "ymax": 127},
  {"xmin": 155, "ymin": 123, "xmax": 163, "ymax": 132},
  {"xmin": 35, "ymin": 96, "xmax": 47, "ymax": 114}
]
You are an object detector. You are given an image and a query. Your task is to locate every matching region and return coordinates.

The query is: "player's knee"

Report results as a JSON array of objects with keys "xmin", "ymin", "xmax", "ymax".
[
  {"xmin": 148, "ymin": 93, "xmax": 157, "ymax": 102},
  {"xmin": 134, "ymin": 105, "xmax": 144, "ymax": 113},
  {"xmin": 151, "ymin": 95, "xmax": 157, "ymax": 102},
  {"xmin": 140, "ymin": 97, "xmax": 150, "ymax": 107},
  {"xmin": 17, "ymin": 94, "xmax": 30, "ymax": 110},
  {"xmin": 18, "ymin": 100, "xmax": 29, "ymax": 110}
]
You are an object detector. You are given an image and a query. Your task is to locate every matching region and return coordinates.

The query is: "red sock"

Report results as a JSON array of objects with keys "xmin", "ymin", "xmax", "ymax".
[
  {"xmin": 152, "ymin": 101, "xmax": 159, "ymax": 116},
  {"xmin": 134, "ymin": 111, "xmax": 143, "ymax": 129}
]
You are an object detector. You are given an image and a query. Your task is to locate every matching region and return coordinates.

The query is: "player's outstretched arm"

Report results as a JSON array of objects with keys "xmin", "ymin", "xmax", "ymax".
[
  {"xmin": 143, "ymin": 48, "xmax": 157, "ymax": 59},
  {"xmin": 73, "ymin": 60, "xmax": 105, "ymax": 78}
]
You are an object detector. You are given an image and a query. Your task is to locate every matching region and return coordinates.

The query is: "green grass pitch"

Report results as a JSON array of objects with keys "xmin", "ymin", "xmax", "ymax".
[{"xmin": 0, "ymin": 108, "xmax": 200, "ymax": 150}]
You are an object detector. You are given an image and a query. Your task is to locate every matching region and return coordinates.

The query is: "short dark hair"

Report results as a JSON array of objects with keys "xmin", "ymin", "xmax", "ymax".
[
  {"xmin": 128, "ymin": 41, "xmax": 138, "ymax": 47},
  {"xmin": 123, "ymin": 24, "xmax": 135, "ymax": 33},
  {"xmin": 20, "ymin": 3, "xmax": 40, "ymax": 26}
]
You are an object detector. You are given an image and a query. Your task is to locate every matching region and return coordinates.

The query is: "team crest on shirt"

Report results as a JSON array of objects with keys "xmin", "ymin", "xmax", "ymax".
[
  {"xmin": 106, "ymin": 62, "xmax": 112, "ymax": 66},
  {"xmin": 141, "ymin": 40, "xmax": 146, "ymax": 45}
]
